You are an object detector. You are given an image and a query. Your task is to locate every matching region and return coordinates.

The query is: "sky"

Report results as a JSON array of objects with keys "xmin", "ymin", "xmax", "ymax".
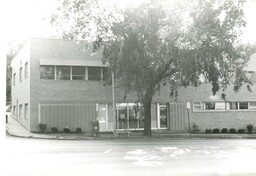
[{"xmin": 3, "ymin": 0, "xmax": 256, "ymax": 43}]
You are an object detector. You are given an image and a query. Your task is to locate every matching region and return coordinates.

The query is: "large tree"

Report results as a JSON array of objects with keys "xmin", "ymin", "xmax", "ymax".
[{"xmin": 52, "ymin": 0, "xmax": 255, "ymax": 136}]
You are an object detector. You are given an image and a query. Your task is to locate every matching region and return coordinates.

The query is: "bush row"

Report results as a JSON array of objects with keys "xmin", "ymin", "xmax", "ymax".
[
  {"xmin": 37, "ymin": 123, "xmax": 82, "ymax": 133},
  {"xmin": 205, "ymin": 128, "xmax": 245, "ymax": 134}
]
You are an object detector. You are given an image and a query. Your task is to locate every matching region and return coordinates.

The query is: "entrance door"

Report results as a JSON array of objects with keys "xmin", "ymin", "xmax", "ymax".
[{"xmin": 158, "ymin": 104, "xmax": 167, "ymax": 129}]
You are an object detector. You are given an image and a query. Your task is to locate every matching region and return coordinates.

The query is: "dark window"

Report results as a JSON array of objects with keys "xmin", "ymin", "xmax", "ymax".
[
  {"xmin": 40, "ymin": 66, "xmax": 55, "ymax": 80},
  {"xmin": 56, "ymin": 66, "xmax": 70, "ymax": 80},
  {"xmin": 239, "ymin": 102, "xmax": 248, "ymax": 110},
  {"xmin": 205, "ymin": 102, "xmax": 215, "ymax": 110},
  {"xmin": 72, "ymin": 66, "xmax": 85, "ymax": 80},
  {"xmin": 88, "ymin": 67, "xmax": 101, "ymax": 81}
]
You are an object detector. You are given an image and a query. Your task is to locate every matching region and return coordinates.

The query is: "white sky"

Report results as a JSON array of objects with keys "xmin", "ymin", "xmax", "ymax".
[{"xmin": 3, "ymin": 0, "xmax": 256, "ymax": 44}]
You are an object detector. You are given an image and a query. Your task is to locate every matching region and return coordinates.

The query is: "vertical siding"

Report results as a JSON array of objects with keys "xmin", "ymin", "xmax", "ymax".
[
  {"xmin": 40, "ymin": 103, "xmax": 96, "ymax": 132},
  {"xmin": 168, "ymin": 102, "xmax": 187, "ymax": 131}
]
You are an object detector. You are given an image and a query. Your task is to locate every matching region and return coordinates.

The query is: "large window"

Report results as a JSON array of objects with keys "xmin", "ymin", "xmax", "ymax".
[
  {"xmin": 19, "ymin": 67, "xmax": 23, "ymax": 82},
  {"xmin": 193, "ymin": 102, "xmax": 204, "ymax": 111},
  {"xmin": 72, "ymin": 66, "xmax": 85, "ymax": 80},
  {"xmin": 102, "ymin": 67, "xmax": 109, "ymax": 81},
  {"xmin": 40, "ymin": 66, "xmax": 55, "ymax": 80},
  {"xmin": 88, "ymin": 67, "xmax": 101, "ymax": 81},
  {"xmin": 215, "ymin": 102, "xmax": 226, "ymax": 110},
  {"xmin": 25, "ymin": 62, "xmax": 28, "ymax": 79},
  {"xmin": 56, "ymin": 66, "xmax": 70, "ymax": 80},
  {"xmin": 25, "ymin": 104, "xmax": 28, "ymax": 119}
]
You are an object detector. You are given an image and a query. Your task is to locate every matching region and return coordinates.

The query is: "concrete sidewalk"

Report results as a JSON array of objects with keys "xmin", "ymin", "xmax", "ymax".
[{"xmin": 6, "ymin": 116, "xmax": 256, "ymax": 140}]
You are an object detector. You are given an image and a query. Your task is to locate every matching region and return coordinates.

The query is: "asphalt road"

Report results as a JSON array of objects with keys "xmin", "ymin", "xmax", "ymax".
[{"xmin": 4, "ymin": 133, "xmax": 256, "ymax": 176}]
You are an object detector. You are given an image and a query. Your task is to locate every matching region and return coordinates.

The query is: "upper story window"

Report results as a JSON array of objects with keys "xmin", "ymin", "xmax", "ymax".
[
  {"xmin": 88, "ymin": 67, "xmax": 101, "ymax": 81},
  {"xmin": 228, "ymin": 102, "xmax": 238, "ymax": 110},
  {"xmin": 13, "ymin": 73, "xmax": 16, "ymax": 86},
  {"xmin": 24, "ymin": 104, "xmax": 28, "ymax": 119},
  {"xmin": 72, "ymin": 66, "xmax": 85, "ymax": 80},
  {"xmin": 25, "ymin": 62, "xmax": 28, "ymax": 79},
  {"xmin": 239, "ymin": 102, "xmax": 249, "ymax": 110},
  {"xmin": 19, "ymin": 67, "xmax": 23, "ymax": 82},
  {"xmin": 19, "ymin": 104, "xmax": 22, "ymax": 119},
  {"xmin": 56, "ymin": 66, "xmax": 70, "ymax": 80},
  {"xmin": 102, "ymin": 67, "xmax": 109, "ymax": 81},
  {"xmin": 205, "ymin": 102, "xmax": 215, "ymax": 110},
  {"xmin": 40, "ymin": 65, "xmax": 55, "ymax": 80}
]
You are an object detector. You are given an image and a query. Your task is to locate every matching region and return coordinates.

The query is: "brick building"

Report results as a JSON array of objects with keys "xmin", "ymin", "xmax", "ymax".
[{"xmin": 11, "ymin": 38, "xmax": 256, "ymax": 133}]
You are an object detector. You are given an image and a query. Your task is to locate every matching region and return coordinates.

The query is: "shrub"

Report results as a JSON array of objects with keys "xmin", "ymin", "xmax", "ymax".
[
  {"xmin": 212, "ymin": 128, "xmax": 220, "ymax": 133},
  {"xmin": 63, "ymin": 127, "xmax": 71, "ymax": 133},
  {"xmin": 191, "ymin": 123, "xmax": 200, "ymax": 134},
  {"xmin": 238, "ymin": 129, "xmax": 245, "ymax": 134},
  {"xmin": 76, "ymin": 127, "xmax": 82, "ymax": 133},
  {"xmin": 205, "ymin": 129, "xmax": 212, "ymax": 133},
  {"xmin": 221, "ymin": 128, "xmax": 228, "ymax": 133},
  {"xmin": 247, "ymin": 124, "xmax": 254, "ymax": 134},
  {"xmin": 51, "ymin": 127, "xmax": 58, "ymax": 133},
  {"xmin": 229, "ymin": 128, "xmax": 236, "ymax": 133},
  {"xmin": 37, "ymin": 123, "xmax": 47, "ymax": 132}
]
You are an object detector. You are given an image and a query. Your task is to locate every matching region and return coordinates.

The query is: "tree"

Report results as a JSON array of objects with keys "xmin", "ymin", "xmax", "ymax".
[{"xmin": 51, "ymin": 0, "xmax": 256, "ymax": 136}]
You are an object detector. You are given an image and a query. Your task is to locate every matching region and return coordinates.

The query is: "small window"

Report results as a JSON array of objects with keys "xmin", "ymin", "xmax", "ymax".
[
  {"xmin": 250, "ymin": 102, "xmax": 256, "ymax": 110},
  {"xmin": 19, "ymin": 104, "xmax": 22, "ymax": 119},
  {"xmin": 13, "ymin": 73, "xmax": 16, "ymax": 86},
  {"xmin": 40, "ymin": 66, "xmax": 55, "ymax": 80},
  {"xmin": 205, "ymin": 102, "xmax": 215, "ymax": 110},
  {"xmin": 56, "ymin": 66, "xmax": 70, "ymax": 80},
  {"xmin": 193, "ymin": 102, "xmax": 204, "ymax": 111},
  {"xmin": 19, "ymin": 67, "xmax": 23, "ymax": 82},
  {"xmin": 228, "ymin": 102, "xmax": 238, "ymax": 110},
  {"xmin": 72, "ymin": 66, "xmax": 85, "ymax": 80},
  {"xmin": 25, "ymin": 62, "xmax": 28, "ymax": 79},
  {"xmin": 239, "ymin": 102, "xmax": 249, "ymax": 110},
  {"xmin": 215, "ymin": 102, "xmax": 226, "ymax": 110},
  {"xmin": 88, "ymin": 67, "xmax": 101, "ymax": 81},
  {"xmin": 25, "ymin": 104, "xmax": 28, "ymax": 119}
]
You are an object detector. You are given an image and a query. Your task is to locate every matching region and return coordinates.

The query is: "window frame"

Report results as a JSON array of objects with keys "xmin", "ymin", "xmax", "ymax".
[
  {"xmin": 13, "ymin": 73, "xmax": 16, "ymax": 86},
  {"xmin": 19, "ymin": 104, "xmax": 22, "ymax": 120},
  {"xmin": 19, "ymin": 67, "xmax": 23, "ymax": 82},
  {"xmin": 24, "ymin": 104, "xmax": 28, "ymax": 120},
  {"xmin": 56, "ymin": 66, "xmax": 71, "ymax": 80},
  {"xmin": 71, "ymin": 66, "xmax": 86, "ymax": 80},
  {"xmin": 25, "ymin": 62, "xmax": 28, "ymax": 79},
  {"xmin": 88, "ymin": 66, "xmax": 102, "ymax": 81}
]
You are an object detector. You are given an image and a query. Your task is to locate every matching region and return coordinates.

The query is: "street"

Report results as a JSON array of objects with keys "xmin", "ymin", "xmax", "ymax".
[{"xmin": 4, "ymin": 133, "xmax": 256, "ymax": 176}]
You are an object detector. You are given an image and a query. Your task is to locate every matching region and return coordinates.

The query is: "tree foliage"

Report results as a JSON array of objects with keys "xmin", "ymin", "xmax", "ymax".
[{"xmin": 51, "ymin": 0, "xmax": 256, "ymax": 136}]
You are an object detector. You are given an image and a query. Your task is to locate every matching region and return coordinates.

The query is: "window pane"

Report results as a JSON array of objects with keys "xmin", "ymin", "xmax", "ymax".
[
  {"xmin": 72, "ymin": 66, "xmax": 85, "ymax": 80},
  {"xmin": 205, "ymin": 102, "xmax": 215, "ymax": 110},
  {"xmin": 13, "ymin": 73, "xmax": 16, "ymax": 85},
  {"xmin": 215, "ymin": 102, "xmax": 226, "ymax": 110},
  {"xmin": 228, "ymin": 102, "xmax": 238, "ymax": 110},
  {"xmin": 239, "ymin": 102, "xmax": 249, "ymax": 110},
  {"xmin": 40, "ymin": 66, "xmax": 55, "ymax": 79},
  {"xmin": 250, "ymin": 102, "xmax": 256, "ymax": 110},
  {"xmin": 19, "ymin": 105, "xmax": 22, "ymax": 119},
  {"xmin": 88, "ymin": 67, "xmax": 101, "ymax": 81},
  {"xmin": 193, "ymin": 102, "xmax": 204, "ymax": 111},
  {"xmin": 56, "ymin": 66, "xmax": 70, "ymax": 80}
]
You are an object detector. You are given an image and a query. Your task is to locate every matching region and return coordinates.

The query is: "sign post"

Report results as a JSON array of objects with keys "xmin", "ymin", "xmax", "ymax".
[{"xmin": 186, "ymin": 102, "xmax": 192, "ymax": 138}]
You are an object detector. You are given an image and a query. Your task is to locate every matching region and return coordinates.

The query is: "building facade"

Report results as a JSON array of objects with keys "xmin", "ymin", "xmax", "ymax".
[{"xmin": 11, "ymin": 38, "xmax": 256, "ymax": 133}]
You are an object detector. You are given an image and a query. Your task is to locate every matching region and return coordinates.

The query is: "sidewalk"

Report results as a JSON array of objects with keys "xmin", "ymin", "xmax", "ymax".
[{"xmin": 6, "ymin": 116, "xmax": 256, "ymax": 140}]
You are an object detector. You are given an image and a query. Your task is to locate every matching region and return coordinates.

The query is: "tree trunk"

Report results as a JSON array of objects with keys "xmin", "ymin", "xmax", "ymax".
[
  {"xmin": 143, "ymin": 89, "xmax": 153, "ymax": 136},
  {"xmin": 143, "ymin": 99, "xmax": 152, "ymax": 136}
]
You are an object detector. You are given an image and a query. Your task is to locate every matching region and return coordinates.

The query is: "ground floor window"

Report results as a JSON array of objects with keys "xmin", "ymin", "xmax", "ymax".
[
  {"xmin": 159, "ymin": 104, "xmax": 168, "ymax": 128},
  {"xmin": 116, "ymin": 103, "xmax": 144, "ymax": 130},
  {"xmin": 25, "ymin": 104, "xmax": 28, "ymax": 119},
  {"xmin": 19, "ymin": 105, "xmax": 22, "ymax": 119}
]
